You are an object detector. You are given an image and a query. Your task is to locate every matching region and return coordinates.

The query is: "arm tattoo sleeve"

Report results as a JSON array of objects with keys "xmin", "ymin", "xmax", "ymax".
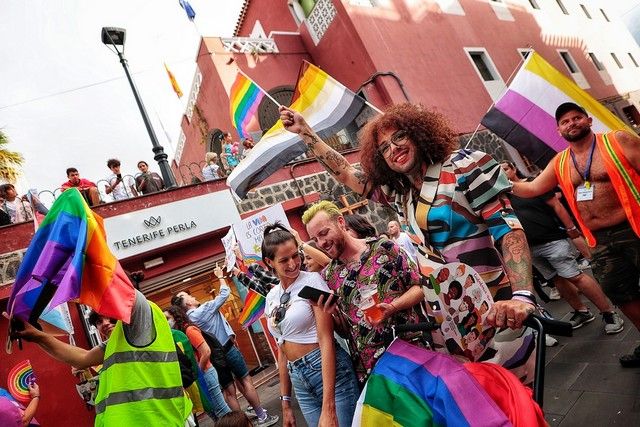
[{"xmin": 500, "ymin": 229, "xmax": 534, "ymax": 292}]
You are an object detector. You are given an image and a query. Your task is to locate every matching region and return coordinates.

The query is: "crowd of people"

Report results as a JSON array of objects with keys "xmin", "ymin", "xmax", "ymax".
[{"xmin": 3, "ymin": 100, "xmax": 640, "ymax": 426}]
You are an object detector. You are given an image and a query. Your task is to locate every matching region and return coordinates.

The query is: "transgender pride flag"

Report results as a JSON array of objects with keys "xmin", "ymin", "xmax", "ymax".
[{"xmin": 481, "ymin": 51, "xmax": 632, "ymax": 168}]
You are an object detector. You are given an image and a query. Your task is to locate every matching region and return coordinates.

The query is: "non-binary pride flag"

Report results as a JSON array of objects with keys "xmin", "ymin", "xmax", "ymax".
[
  {"xmin": 481, "ymin": 51, "xmax": 632, "ymax": 168},
  {"xmin": 227, "ymin": 61, "xmax": 369, "ymax": 198},
  {"xmin": 238, "ymin": 289, "xmax": 265, "ymax": 328},
  {"xmin": 7, "ymin": 189, "xmax": 135, "ymax": 335},
  {"xmin": 229, "ymin": 73, "xmax": 267, "ymax": 140},
  {"xmin": 7, "ymin": 360, "xmax": 36, "ymax": 405}
]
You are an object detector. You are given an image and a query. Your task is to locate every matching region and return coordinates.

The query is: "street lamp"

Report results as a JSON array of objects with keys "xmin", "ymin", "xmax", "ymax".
[{"xmin": 101, "ymin": 27, "xmax": 177, "ymax": 188}]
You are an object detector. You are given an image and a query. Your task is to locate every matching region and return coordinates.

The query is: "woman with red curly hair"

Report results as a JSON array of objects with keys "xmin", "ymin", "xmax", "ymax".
[{"xmin": 279, "ymin": 103, "xmax": 538, "ymax": 383}]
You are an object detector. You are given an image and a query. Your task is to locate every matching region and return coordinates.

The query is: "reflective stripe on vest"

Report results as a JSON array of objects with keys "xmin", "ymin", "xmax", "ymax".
[
  {"xmin": 101, "ymin": 350, "xmax": 178, "ymax": 371},
  {"xmin": 95, "ymin": 386, "xmax": 184, "ymax": 414}
]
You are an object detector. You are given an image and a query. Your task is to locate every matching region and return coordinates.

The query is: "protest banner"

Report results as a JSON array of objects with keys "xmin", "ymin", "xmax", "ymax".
[{"xmin": 232, "ymin": 203, "xmax": 290, "ymax": 263}]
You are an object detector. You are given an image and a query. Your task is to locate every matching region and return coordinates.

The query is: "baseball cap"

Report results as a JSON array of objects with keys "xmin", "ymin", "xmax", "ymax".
[{"xmin": 555, "ymin": 102, "xmax": 588, "ymax": 123}]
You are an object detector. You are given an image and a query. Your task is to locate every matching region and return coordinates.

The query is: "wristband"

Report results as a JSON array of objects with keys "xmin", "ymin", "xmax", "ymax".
[
  {"xmin": 512, "ymin": 290, "xmax": 537, "ymax": 305},
  {"xmin": 566, "ymin": 226, "xmax": 577, "ymax": 231},
  {"xmin": 32, "ymin": 396, "xmax": 40, "ymax": 399},
  {"xmin": 279, "ymin": 395, "xmax": 291, "ymax": 402}
]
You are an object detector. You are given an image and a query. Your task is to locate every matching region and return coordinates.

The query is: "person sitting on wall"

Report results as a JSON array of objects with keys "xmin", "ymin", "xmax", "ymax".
[{"xmin": 60, "ymin": 167, "xmax": 101, "ymax": 206}]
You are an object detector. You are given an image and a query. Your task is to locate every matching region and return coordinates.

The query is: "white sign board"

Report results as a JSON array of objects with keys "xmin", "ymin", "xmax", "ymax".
[
  {"xmin": 232, "ymin": 203, "xmax": 290, "ymax": 263},
  {"xmin": 104, "ymin": 191, "xmax": 241, "ymax": 259},
  {"xmin": 221, "ymin": 228, "xmax": 237, "ymax": 272}
]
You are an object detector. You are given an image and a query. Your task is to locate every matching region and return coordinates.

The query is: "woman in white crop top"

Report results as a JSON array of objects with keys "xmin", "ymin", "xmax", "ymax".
[{"xmin": 262, "ymin": 224, "xmax": 359, "ymax": 427}]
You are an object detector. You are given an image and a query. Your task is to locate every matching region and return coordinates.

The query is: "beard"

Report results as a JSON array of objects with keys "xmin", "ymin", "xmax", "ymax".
[{"xmin": 562, "ymin": 126, "xmax": 591, "ymax": 142}]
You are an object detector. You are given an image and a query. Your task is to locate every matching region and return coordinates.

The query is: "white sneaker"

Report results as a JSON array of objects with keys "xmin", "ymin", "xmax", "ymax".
[
  {"xmin": 577, "ymin": 258, "xmax": 591, "ymax": 270},
  {"xmin": 244, "ymin": 406, "xmax": 257, "ymax": 419},
  {"xmin": 548, "ymin": 288, "xmax": 561, "ymax": 301},
  {"xmin": 603, "ymin": 312, "xmax": 624, "ymax": 335},
  {"xmin": 545, "ymin": 335, "xmax": 558, "ymax": 347},
  {"xmin": 257, "ymin": 413, "xmax": 279, "ymax": 426}
]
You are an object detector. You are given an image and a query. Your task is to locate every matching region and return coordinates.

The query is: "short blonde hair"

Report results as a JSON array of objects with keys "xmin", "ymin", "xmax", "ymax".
[
  {"xmin": 205, "ymin": 152, "xmax": 218, "ymax": 164},
  {"xmin": 302, "ymin": 200, "xmax": 342, "ymax": 225}
]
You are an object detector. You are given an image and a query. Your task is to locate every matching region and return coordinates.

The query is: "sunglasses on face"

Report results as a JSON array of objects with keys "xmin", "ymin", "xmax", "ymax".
[
  {"xmin": 273, "ymin": 291, "xmax": 291, "ymax": 324},
  {"xmin": 378, "ymin": 130, "xmax": 408, "ymax": 159}
]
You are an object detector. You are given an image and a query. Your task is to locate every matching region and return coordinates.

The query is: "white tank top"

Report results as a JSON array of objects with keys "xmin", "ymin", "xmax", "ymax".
[{"xmin": 265, "ymin": 271, "xmax": 330, "ymax": 345}]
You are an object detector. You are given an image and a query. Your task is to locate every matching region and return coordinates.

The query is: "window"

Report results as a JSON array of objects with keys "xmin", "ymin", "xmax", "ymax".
[
  {"xmin": 464, "ymin": 48, "xmax": 506, "ymax": 102},
  {"xmin": 611, "ymin": 53, "xmax": 623, "ymax": 69},
  {"xmin": 556, "ymin": 0, "xmax": 568, "ymax": 15},
  {"xmin": 518, "ymin": 48, "xmax": 532, "ymax": 59},
  {"xmin": 629, "ymin": 53, "xmax": 639, "ymax": 67},
  {"xmin": 600, "ymin": 8, "xmax": 609, "ymax": 22},
  {"xmin": 560, "ymin": 51, "xmax": 577, "ymax": 73},
  {"xmin": 469, "ymin": 52, "xmax": 496, "ymax": 81},
  {"xmin": 528, "ymin": 0, "xmax": 540, "ymax": 9},
  {"xmin": 557, "ymin": 50, "xmax": 590, "ymax": 89},
  {"xmin": 588, "ymin": 52, "xmax": 604, "ymax": 71},
  {"xmin": 580, "ymin": 4, "xmax": 591, "ymax": 19}
]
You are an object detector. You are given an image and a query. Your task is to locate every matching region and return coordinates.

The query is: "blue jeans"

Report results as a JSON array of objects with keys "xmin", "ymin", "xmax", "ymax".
[
  {"xmin": 287, "ymin": 346, "xmax": 359, "ymax": 427},
  {"xmin": 225, "ymin": 345, "xmax": 250, "ymax": 379},
  {"xmin": 203, "ymin": 366, "xmax": 232, "ymax": 419}
]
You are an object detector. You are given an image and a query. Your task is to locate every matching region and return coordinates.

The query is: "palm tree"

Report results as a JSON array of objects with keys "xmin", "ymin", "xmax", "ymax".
[{"xmin": 0, "ymin": 129, "xmax": 23, "ymax": 183}]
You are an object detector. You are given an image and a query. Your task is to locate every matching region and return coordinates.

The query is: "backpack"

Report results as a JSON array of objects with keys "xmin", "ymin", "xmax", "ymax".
[
  {"xmin": 200, "ymin": 331, "xmax": 229, "ymax": 369},
  {"xmin": 175, "ymin": 342, "xmax": 196, "ymax": 388}
]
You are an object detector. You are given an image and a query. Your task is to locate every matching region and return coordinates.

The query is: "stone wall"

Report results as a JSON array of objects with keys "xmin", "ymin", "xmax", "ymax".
[{"xmin": 0, "ymin": 250, "xmax": 26, "ymax": 287}]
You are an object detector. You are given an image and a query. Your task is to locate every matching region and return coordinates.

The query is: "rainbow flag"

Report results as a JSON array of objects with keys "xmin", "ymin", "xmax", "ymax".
[
  {"xmin": 353, "ymin": 340, "xmax": 511, "ymax": 427},
  {"xmin": 227, "ymin": 61, "xmax": 370, "ymax": 198},
  {"xmin": 238, "ymin": 289, "xmax": 265, "ymax": 328},
  {"xmin": 7, "ymin": 189, "xmax": 135, "ymax": 336},
  {"xmin": 229, "ymin": 73, "xmax": 266, "ymax": 140},
  {"xmin": 481, "ymin": 51, "xmax": 633, "ymax": 168}
]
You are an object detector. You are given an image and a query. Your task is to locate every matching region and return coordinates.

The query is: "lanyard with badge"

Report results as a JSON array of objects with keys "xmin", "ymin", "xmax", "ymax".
[{"xmin": 570, "ymin": 136, "xmax": 596, "ymax": 202}]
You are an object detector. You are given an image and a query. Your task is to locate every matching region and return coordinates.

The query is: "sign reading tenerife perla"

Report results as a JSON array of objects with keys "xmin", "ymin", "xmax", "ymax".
[{"xmin": 104, "ymin": 191, "xmax": 241, "ymax": 259}]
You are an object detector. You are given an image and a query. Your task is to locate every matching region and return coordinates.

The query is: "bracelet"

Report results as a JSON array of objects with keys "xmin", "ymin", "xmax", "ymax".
[
  {"xmin": 279, "ymin": 395, "xmax": 291, "ymax": 402},
  {"xmin": 512, "ymin": 290, "xmax": 537, "ymax": 305},
  {"xmin": 389, "ymin": 302, "xmax": 398, "ymax": 313},
  {"xmin": 566, "ymin": 226, "xmax": 577, "ymax": 231},
  {"xmin": 298, "ymin": 242, "xmax": 306, "ymax": 251},
  {"xmin": 32, "ymin": 396, "xmax": 40, "ymax": 399}
]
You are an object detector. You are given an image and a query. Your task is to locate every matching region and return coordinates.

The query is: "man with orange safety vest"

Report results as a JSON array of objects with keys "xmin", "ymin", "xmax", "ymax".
[{"xmin": 512, "ymin": 102, "xmax": 640, "ymax": 368}]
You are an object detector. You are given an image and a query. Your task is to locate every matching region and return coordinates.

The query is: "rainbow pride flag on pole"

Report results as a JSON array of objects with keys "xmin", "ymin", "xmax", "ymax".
[
  {"xmin": 229, "ymin": 72, "xmax": 267, "ymax": 140},
  {"xmin": 7, "ymin": 189, "xmax": 135, "ymax": 337},
  {"xmin": 238, "ymin": 289, "xmax": 265, "ymax": 328},
  {"xmin": 353, "ymin": 340, "xmax": 511, "ymax": 427},
  {"xmin": 227, "ymin": 61, "xmax": 371, "ymax": 198},
  {"xmin": 481, "ymin": 51, "xmax": 632, "ymax": 168}
]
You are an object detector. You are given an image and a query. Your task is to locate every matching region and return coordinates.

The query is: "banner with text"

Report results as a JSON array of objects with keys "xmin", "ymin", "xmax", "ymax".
[{"xmin": 232, "ymin": 203, "xmax": 291, "ymax": 263}]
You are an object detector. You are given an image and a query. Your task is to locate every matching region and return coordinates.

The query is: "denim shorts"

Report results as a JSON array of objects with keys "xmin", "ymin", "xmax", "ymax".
[
  {"xmin": 531, "ymin": 238, "xmax": 581, "ymax": 280},
  {"xmin": 287, "ymin": 346, "xmax": 360, "ymax": 427},
  {"xmin": 225, "ymin": 345, "xmax": 249, "ymax": 380},
  {"xmin": 591, "ymin": 222, "xmax": 640, "ymax": 305}
]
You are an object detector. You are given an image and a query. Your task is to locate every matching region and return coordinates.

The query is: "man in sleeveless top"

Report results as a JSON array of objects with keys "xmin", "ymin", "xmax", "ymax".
[{"xmin": 512, "ymin": 102, "xmax": 640, "ymax": 367}]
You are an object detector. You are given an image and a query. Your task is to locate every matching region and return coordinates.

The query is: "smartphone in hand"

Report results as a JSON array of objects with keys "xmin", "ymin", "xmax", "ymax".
[
  {"xmin": 116, "ymin": 173, "xmax": 122, "ymax": 180},
  {"xmin": 298, "ymin": 286, "xmax": 337, "ymax": 305}
]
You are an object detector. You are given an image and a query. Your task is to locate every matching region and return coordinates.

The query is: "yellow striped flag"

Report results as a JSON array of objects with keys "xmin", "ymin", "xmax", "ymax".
[
  {"xmin": 164, "ymin": 63, "xmax": 183, "ymax": 98},
  {"xmin": 481, "ymin": 51, "xmax": 632, "ymax": 167},
  {"xmin": 227, "ymin": 61, "xmax": 369, "ymax": 198}
]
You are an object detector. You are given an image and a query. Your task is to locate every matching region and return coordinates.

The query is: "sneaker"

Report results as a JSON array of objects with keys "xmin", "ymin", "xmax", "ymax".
[
  {"xmin": 545, "ymin": 335, "xmax": 559, "ymax": 347},
  {"xmin": 569, "ymin": 310, "xmax": 596, "ymax": 329},
  {"xmin": 602, "ymin": 312, "xmax": 624, "ymax": 335},
  {"xmin": 244, "ymin": 406, "xmax": 257, "ymax": 419},
  {"xmin": 619, "ymin": 344, "xmax": 640, "ymax": 368},
  {"xmin": 577, "ymin": 258, "xmax": 591, "ymax": 270},
  {"xmin": 257, "ymin": 413, "xmax": 279, "ymax": 427},
  {"xmin": 548, "ymin": 288, "xmax": 562, "ymax": 301}
]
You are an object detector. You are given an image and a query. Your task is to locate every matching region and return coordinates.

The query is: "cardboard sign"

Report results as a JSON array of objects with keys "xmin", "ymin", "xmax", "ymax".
[{"xmin": 232, "ymin": 203, "xmax": 291, "ymax": 263}]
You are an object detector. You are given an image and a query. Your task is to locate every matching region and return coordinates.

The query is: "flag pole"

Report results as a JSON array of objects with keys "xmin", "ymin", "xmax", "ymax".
[
  {"xmin": 464, "ymin": 48, "xmax": 533, "ymax": 149},
  {"xmin": 238, "ymin": 70, "xmax": 282, "ymax": 108}
]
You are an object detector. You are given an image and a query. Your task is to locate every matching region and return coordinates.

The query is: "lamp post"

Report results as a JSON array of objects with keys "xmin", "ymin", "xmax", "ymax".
[{"xmin": 101, "ymin": 27, "xmax": 177, "ymax": 188}]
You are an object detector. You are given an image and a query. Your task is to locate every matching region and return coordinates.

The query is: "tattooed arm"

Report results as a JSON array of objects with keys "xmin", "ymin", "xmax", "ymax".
[
  {"xmin": 279, "ymin": 106, "xmax": 368, "ymax": 195},
  {"xmin": 500, "ymin": 229, "xmax": 534, "ymax": 293}
]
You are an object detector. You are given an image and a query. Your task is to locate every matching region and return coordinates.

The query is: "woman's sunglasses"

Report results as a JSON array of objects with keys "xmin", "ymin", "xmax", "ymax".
[{"xmin": 273, "ymin": 291, "xmax": 291, "ymax": 324}]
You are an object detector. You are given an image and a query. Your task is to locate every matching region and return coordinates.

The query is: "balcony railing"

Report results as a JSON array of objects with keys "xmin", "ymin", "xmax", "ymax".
[{"xmin": 220, "ymin": 37, "xmax": 279, "ymax": 54}]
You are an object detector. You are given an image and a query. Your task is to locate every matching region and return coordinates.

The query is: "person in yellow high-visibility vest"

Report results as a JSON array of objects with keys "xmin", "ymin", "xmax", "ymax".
[{"xmin": 4, "ymin": 290, "xmax": 193, "ymax": 426}]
